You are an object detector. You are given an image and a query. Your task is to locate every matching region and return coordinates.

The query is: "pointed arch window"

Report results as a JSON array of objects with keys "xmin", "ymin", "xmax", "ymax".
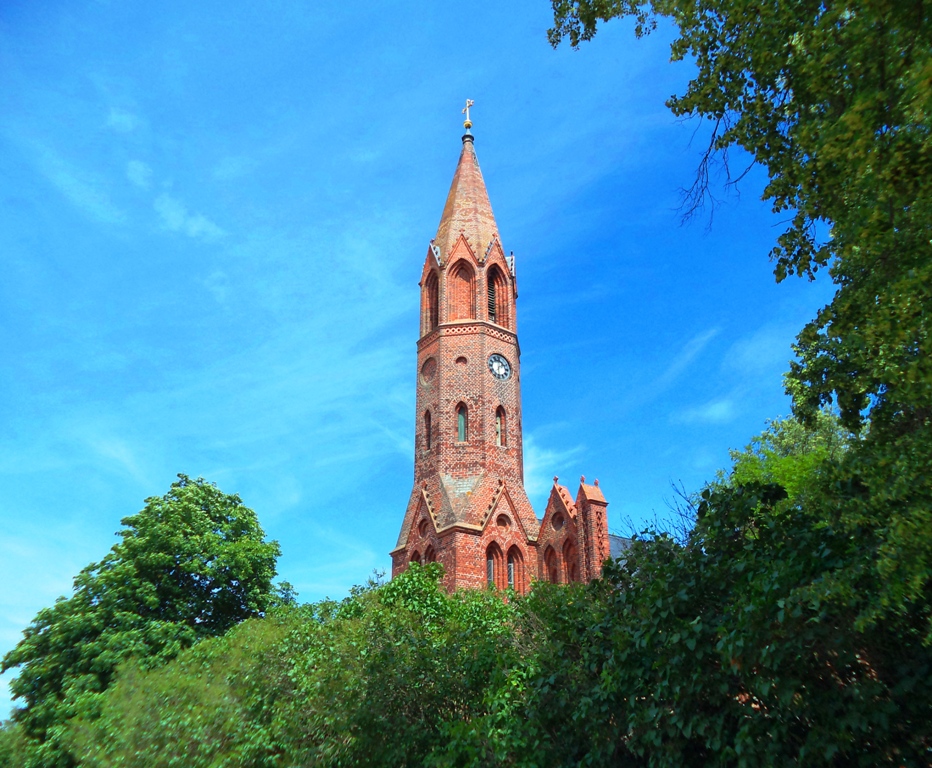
[
  {"xmin": 486, "ymin": 266, "xmax": 509, "ymax": 329},
  {"xmin": 448, "ymin": 261, "xmax": 476, "ymax": 321},
  {"xmin": 456, "ymin": 403, "xmax": 468, "ymax": 443},
  {"xmin": 424, "ymin": 410, "xmax": 432, "ymax": 449},
  {"xmin": 563, "ymin": 539, "xmax": 580, "ymax": 583},
  {"xmin": 507, "ymin": 546, "xmax": 525, "ymax": 593},
  {"xmin": 495, "ymin": 406, "xmax": 507, "ymax": 447},
  {"xmin": 424, "ymin": 545, "xmax": 437, "ymax": 563},
  {"xmin": 544, "ymin": 546, "xmax": 560, "ymax": 584},
  {"xmin": 486, "ymin": 542, "xmax": 504, "ymax": 589},
  {"xmin": 410, "ymin": 551, "xmax": 421, "ymax": 565},
  {"xmin": 423, "ymin": 271, "xmax": 439, "ymax": 333}
]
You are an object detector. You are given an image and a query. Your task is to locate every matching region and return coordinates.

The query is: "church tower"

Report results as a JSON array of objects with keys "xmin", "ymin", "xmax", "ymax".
[{"xmin": 391, "ymin": 106, "xmax": 618, "ymax": 592}]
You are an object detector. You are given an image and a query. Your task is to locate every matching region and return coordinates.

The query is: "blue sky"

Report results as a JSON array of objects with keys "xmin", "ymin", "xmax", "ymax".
[{"xmin": 0, "ymin": 1, "xmax": 834, "ymax": 716}]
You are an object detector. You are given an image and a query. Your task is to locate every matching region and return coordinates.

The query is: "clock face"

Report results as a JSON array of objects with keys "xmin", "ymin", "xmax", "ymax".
[{"xmin": 488, "ymin": 354, "xmax": 512, "ymax": 381}]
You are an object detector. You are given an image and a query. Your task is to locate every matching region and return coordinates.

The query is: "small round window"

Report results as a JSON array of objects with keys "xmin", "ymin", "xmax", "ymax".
[
  {"xmin": 496, "ymin": 514, "xmax": 511, "ymax": 529},
  {"xmin": 552, "ymin": 514, "xmax": 565, "ymax": 531},
  {"xmin": 418, "ymin": 519, "xmax": 429, "ymax": 537},
  {"xmin": 420, "ymin": 358, "xmax": 437, "ymax": 385}
]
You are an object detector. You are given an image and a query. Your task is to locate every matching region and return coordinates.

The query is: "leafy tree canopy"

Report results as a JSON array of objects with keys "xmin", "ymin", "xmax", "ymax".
[
  {"xmin": 68, "ymin": 563, "xmax": 517, "ymax": 768},
  {"xmin": 549, "ymin": 0, "xmax": 932, "ymax": 638},
  {"xmin": 711, "ymin": 409, "xmax": 852, "ymax": 502},
  {"xmin": 1, "ymin": 474, "xmax": 281, "ymax": 768},
  {"xmin": 442, "ymin": 415, "xmax": 932, "ymax": 766},
  {"xmin": 550, "ymin": 0, "xmax": 931, "ymax": 431}
]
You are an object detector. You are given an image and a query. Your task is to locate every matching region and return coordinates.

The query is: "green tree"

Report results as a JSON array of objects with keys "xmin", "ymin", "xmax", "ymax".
[
  {"xmin": 1, "ymin": 474, "xmax": 281, "ymax": 768},
  {"xmin": 549, "ymin": 0, "xmax": 932, "ymax": 636},
  {"xmin": 0, "ymin": 720, "xmax": 29, "ymax": 768},
  {"xmin": 69, "ymin": 563, "xmax": 517, "ymax": 768},
  {"xmin": 445, "ymin": 416, "xmax": 932, "ymax": 766},
  {"xmin": 711, "ymin": 409, "xmax": 852, "ymax": 502}
]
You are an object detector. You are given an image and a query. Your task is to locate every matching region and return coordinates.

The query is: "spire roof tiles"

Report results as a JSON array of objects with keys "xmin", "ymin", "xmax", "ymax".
[{"xmin": 434, "ymin": 135, "xmax": 499, "ymax": 263}]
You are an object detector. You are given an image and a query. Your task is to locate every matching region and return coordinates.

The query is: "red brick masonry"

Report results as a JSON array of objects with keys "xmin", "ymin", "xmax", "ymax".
[{"xmin": 391, "ymin": 131, "xmax": 611, "ymax": 593}]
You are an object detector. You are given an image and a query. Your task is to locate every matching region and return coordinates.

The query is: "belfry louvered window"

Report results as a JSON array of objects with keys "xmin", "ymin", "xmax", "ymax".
[
  {"xmin": 424, "ymin": 272, "xmax": 439, "ymax": 332},
  {"xmin": 486, "ymin": 266, "xmax": 509, "ymax": 328}
]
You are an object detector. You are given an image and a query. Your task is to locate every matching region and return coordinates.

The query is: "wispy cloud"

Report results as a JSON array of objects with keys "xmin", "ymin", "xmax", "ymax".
[
  {"xmin": 106, "ymin": 107, "xmax": 141, "ymax": 132},
  {"xmin": 524, "ymin": 433, "xmax": 586, "ymax": 501},
  {"xmin": 213, "ymin": 155, "xmax": 259, "ymax": 181},
  {"xmin": 33, "ymin": 144, "xmax": 125, "ymax": 224},
  {"xmin": 126, "ymin": 160, "xmax": 153, "ymax": 189},
  {"xmin": 154, "ymin": 193, "xmax": 226, "ymax": 239},
  {"xmin": 723, "ymin": 322, "xmax": 795, "ymax": 376},
  {"xmin": 656, "ymin": 327, "xmax": 720, "ymax": 389},
  {"xmin": 203, "ymin": 269, "xmax": 230, "ymax": 303},
  {"xmin": 86, "ymin": 435, "xmax": 150, "ymax": 485},
  {"xmin": 672, "ymin": 397, "xmax": 738, "ymax": 425}
]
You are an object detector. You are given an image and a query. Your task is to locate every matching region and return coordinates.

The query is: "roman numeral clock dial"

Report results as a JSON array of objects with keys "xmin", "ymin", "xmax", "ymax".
[{"xmin": 488, "ymin": 354, "xmax": 512, "ymax": 381}]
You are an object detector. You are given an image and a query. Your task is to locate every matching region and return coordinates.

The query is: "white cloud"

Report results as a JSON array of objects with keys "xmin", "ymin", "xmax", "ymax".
[
  {"xmin": 724, "ymin": 323, "xmax": 795, "ymax": 376},
  {"xmin": 213, "ymin": 155, "xmax": 258, "ymax": 181},
  {"xmin": 126, "ymin": 160, "xmax": 152, "ymax": 189},
  {"xmin": 154, "ymin": 193, "xmax": 226, "ymax": 240},
  {"xmin": 87, "ymin": 435, "xmax": 150, "ymax": 485},
  {"xmin": 523, "ymin": 433, "xmax": 585, "ymax": 501},
  {"xmin": 106, "ymin": 107, "xmax": 141, "ymax": 132},
  {"xmin": 673, "ymin": 398, "xmax": 738, "ymax": 425},
  {"xmin": 33, "ymin": 145, "xmax": 125, "ymax": 224},
  {"xmin": 656, "ymin": 327, "xmax": 720, "ymax": 389},
  {"xmin": 204, "ymin": 269, "xmax": 230, "ymax": 303}
]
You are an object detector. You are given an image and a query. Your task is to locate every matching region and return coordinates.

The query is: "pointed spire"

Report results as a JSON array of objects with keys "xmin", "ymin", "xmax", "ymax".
[{"xmin": 433, "ymin": 105, "xmax": 499, "ymax": 263}]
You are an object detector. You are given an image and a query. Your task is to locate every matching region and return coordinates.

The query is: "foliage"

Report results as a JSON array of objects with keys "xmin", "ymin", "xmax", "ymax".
[
  {"xmin": 710, "ymin": 408, "xmax": 852, "ymax": 502},
  {"xmin": 0, "ymin": 720, "xmax": 29, "ymax": 768},
  {"xmin": 1, "ymin": 475, "xmax": 280, "ymax": 768},
  {"xmin": 548, "ymin": 0, "xmax": 932, "ymax": 640},
  {"xmin": 433, "ymin": 416, "xmax": 932, "ymax": 766},
  {"xmin": 68, "ymin": 563, "xmax": 517, "ymax": 768},
  {"xmin": 18, "ymin": 421, "xmax": 931, "ymax": 766}
]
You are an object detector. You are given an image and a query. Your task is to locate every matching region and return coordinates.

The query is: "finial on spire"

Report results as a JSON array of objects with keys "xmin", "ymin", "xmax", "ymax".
[
  {"xmin": 580, "ymin": 475, "xmax": 586, "ymax": 484},
  {"xmin": 553, "ymin": 475, "xmax": 559, "ymax": 485},
  {"xmin": 462, "ymin": 99, "xmax": 475, "ymax": 139}
]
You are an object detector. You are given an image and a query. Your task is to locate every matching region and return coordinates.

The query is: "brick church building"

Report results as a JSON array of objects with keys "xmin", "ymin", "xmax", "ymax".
[{"xmin": 391, "ymin": 112, "xmax": 627, "ymax": 593}]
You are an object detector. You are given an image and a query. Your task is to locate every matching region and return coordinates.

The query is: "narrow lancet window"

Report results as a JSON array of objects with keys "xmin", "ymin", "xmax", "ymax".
[
  {"xmin": 423, "ymin": 272, "xmax": 439, "ymax": 333},
  {"xmin": 545, "ymin": 546, "xmax": 560, "ymax": 583},
  {"xmin": 563, "ymin": 539, "xmax": 579, "ymax": 582},
  {"xmin": 507, "ymin": 546, "xmax": 525, "ymax": 592},
  {"xmin": 495, "ymin": 406, "xmax": 506, "ymax": 447},
  {"xmin": 486, "ymin": 543, "xmax": 504, "ymax": 588},
  {"xmin": 424, "ymin": 411, "xmax": 432, "ymax": 449},
  {"xmin": 457, "ymin": 404, "xmax": 468, "ymax": 442},
  {"xmin": 488, "ymin": 280, "xmax": 496, "ymax": 323}
]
